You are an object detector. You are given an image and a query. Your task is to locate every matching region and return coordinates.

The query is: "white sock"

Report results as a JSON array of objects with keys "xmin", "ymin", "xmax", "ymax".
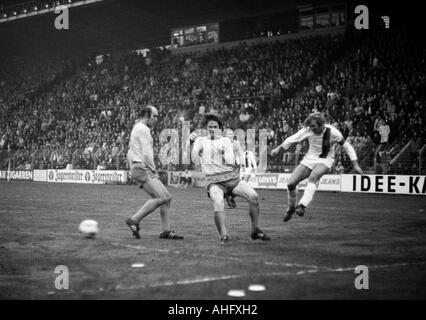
[{"xmin": 299, "ymin": 182, "xmax": 317, "ymax": 208}]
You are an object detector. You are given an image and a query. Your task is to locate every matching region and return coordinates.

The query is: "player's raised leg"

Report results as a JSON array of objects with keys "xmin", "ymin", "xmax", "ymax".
[
  {"xmin": 283, "ymin": 164, "xmax": 311, "ymax": 222},
  {"xmin": 296, "ymin": 163, "xmax": 330, "ymax": 217},
  {"xmin": 232, "ymin": 180, "xmax": 270, "ymax": 241},
  {"xmin": 209, "ymin": 184, "xmax": 229, "ymax": 244}
]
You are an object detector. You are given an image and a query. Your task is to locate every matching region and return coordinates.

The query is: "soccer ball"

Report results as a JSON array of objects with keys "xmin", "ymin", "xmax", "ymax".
[{"xmin": 78, "ymin": 219, "xmax": 99, "ymax": 239}]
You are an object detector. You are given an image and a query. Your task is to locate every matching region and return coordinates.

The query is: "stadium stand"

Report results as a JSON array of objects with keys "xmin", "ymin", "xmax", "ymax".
[{"xmin": 0, "ymin": 27, "xmax": 425, "ymax": 175}]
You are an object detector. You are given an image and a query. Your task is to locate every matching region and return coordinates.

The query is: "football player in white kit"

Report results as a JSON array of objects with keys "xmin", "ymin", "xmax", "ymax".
[
  {"xmin": 190, "ymin": 114, "xmax": 270, "ymax": 244},
  {"xmin": 271, "ymin": 112, "xmax": 364, "ymax": 221},
  {"xmin": 125, "ymin": 106, "xmax": 183, "ymax": 239}
]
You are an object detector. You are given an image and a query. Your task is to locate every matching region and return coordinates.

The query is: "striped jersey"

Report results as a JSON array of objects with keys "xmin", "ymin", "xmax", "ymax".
[{"xmin": 281, "ymin": 124, "xmax": 344, "ymax": 160}]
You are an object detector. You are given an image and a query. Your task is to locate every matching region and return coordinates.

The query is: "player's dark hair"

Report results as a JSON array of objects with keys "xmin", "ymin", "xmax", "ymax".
[
  {"xmin": 304, "ymin": 112, "xmax": 326, "ymax": 127},
  {"xmin": 203, "ymin": 113, "xmax": 223, "ymax": 129}
]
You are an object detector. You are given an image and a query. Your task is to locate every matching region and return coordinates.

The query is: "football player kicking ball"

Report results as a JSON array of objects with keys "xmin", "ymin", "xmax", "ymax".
[
  {"xmin": 271, "ymin": 112, "xmax": 364, "ymax": 222},
  {"xmin": 190, "ymin": 114, "xmax": 270, "ymax": 244},
  {"xmin": 125, "ymin": 106, "xmax": 183, "ymax": 240}
]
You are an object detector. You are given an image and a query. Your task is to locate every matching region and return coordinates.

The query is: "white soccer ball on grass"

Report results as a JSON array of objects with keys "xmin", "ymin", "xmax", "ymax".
[{"xmin": 78, "ymin": 219, "xmax": 99, "ymax": 239}]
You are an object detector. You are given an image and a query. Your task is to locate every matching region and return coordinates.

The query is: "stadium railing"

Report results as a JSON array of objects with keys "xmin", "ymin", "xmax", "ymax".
[{"xmin": 2, "ymin": 140, "xmax": 425, "ymax": 176}]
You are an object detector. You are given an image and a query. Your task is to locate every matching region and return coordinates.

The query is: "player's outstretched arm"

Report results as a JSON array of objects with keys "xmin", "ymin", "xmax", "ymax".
[
  {"xmin": 271, "ymin": 127, "xmax": 308, "ymax": 156},
  {"xmin": 342, "ymin": 141, "xmax": 364, "ymax": 175},
  {"xmin": 270, "ymin": 145, "xmax": 282, "ymax": 156},
  {"xmin": 352, "ymin": 160, "xmax": 364, "ymax": 175}
]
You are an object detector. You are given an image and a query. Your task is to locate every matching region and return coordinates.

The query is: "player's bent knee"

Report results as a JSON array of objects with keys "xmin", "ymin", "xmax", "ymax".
[
  {"xmin": 213, "ymin": 200, "xmax": 225, "ymax": 212},
  {"xmin": 308, "ymin": 175, "xmax": 319, "ymax": 184},
  {"xmin": 247, "ymin": 192, "xmax": 258, "ymax": 205},
  {"xmin": 287, "ymin": 182, "xmax": 296, "ymax": 191},
  {"xmin": 159, "ymin": 193, "xmax": 172, "ymax": 205}
]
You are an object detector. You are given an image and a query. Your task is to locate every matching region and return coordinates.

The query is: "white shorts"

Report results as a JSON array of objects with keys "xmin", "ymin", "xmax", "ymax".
[{"xmin": 300, "ymin": 157, "xmax": 334, "ymax": 170}]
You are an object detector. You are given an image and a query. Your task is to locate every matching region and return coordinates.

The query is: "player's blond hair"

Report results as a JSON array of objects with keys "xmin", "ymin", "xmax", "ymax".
[{"xmin": 303, "ymin": 112, "xmax": 326, "ymax": 127}]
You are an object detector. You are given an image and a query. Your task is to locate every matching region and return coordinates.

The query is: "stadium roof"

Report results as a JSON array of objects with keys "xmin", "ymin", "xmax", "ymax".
[
  {"xmin": 0, "ymin": 0, "xmax": 303, "ymax": 60},
  {"xmin": 0, "ymin": 0, "xmax": 422, "ymax": 62},
  {"xmin": 1, "ymin": 0, "xmax": 354, "ymax": 61}
]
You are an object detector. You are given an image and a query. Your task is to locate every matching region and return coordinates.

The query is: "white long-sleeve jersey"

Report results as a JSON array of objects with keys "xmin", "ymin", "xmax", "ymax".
[{"xmin": 281, "ymin": 124, "xmax": 345, "ymax": 160}]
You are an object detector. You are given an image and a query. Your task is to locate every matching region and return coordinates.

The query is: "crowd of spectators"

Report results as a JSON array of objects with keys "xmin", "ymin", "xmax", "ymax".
[
  {"xmin": 265, "ymin": 29, "xmax": 425, "ymax": 174},
  {"xmin": 0, "ymin": 28, "xmax": 424, "ymax": 175}
]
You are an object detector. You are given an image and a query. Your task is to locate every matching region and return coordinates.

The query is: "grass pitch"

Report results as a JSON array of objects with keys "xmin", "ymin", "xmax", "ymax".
[{"xmin": 1, "ymin": 181, "xmax": 425, "ymax": 299}]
